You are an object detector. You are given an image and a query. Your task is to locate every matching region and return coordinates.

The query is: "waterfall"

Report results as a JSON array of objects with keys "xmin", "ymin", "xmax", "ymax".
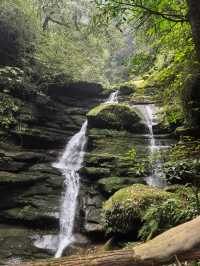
[
  {"xmin": 134, "ymin": 104, "xmax": 167, "ymax": 188},
  {"xmin": 52, "ymin": 91, "xmax": 119, "ymax": 258},
  {"xmin": 53, "ymin": 120, "xmax": 88, "ymax": 258},
  {"xmin": 106, "ymin": 90, "xmax": 119, "ymax": 104}
]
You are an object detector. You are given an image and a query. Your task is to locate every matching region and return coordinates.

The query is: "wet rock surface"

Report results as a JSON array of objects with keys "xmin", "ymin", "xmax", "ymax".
[
  {"xmin": 79, "ymin": 99, "xmax": 176, "ymax": 240},
  {"xmin": 0, "ymin": 81, "xmax": 103, "ymax": 262},
  {"xmin": 0, "ymin": 84, "xmax": 176, "ymax": 263}
]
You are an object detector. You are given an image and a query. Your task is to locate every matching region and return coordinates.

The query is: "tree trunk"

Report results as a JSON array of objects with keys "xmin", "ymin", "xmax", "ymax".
[
  {"xmin": 187, "ymin": 0, "xmax": 200, "ymax": 60},
  {"xmin": 20, "ymin": 215, "xmax": 200, "ymax": 266}
]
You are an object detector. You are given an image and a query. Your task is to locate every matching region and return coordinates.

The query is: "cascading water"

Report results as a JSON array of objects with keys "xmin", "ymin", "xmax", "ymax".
[
  {"xmin": 106, "ymin": 90, "xmax": 119, "ymax": 103},
  {"xmin": 47, "ymin": 91, "xmax": 119, "ymax": 258},
  {"xmin": 53, "ymin": 120, "xmax": 88, "ymax": 258},
  {"xmin": 134, "ymin": 104, "xmax": 167, "ymax": 187}
]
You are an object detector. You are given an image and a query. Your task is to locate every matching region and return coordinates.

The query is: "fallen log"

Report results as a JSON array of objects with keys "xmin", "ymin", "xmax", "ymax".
[{"xmin": 20, "ymin": 215, "xmax": 200, "ymax": 266}]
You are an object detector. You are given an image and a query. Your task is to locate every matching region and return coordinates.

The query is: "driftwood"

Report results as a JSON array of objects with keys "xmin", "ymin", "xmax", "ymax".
[{"xmin": 20, "ymin": 215, "xmax": 200, "ymax": 266}]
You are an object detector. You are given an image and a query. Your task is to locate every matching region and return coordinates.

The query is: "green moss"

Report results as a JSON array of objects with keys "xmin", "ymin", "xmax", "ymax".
[
  {"xmin": 4, "ymin": 205, "xmax": 57, "ymax": 224},
  {"xmin": 0, "ymin": 171, "xmax": 47, "ymax": 184},
  {"xmin": 87, "ymin": 103, "xmax": 147, "ymax": 133},
  {"xmin": 102, "ymin": 184, "xmax": 171, "ymax": 235},
  {"xmin": 79, "ymin": 167, "xmax": 111, "ymax": 179}
]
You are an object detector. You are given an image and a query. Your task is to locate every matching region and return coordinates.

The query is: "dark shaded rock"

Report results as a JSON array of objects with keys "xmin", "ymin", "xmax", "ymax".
[
  {"xmin": 0, "ymin": 159, "xmax": 27, "ymax": 172},
  {"xmin": 1, "ymin": 205, "xmax": 59, "ymax": 228},
  {"xmin": 11, "ymin": 127, "xmax": 69, "ymax": 149},
  {"xmin": 28, "ymin": 163, "xmax": 60, "ymax": 176},
  {"xmin": 152, "ymin": 123, "xmax": 174, "ymax": 134},
  {"xmin": 0, "ymin": 224, "xmax": 51, "ymax": 263},
  {"xmin": 79, "ymin": 167, "xmax": 111, "ymax": 180},
  {"xmin": 47, "ymin": 81, "xmax": 103, "ymax": 99},
  {"xmin": 118, "ymin": 86, "xmax": 135, "ymax": 96},
  {"xmin": 83, "ymin": 222, "xmax": 104, "ymax": 236},
  {"xmin": 182, "ymin": 72, "xmax": 200, "ymax": 126},
  {"xmin": 12, "ymin": 152, "xmax": 50, "ymax": 163},
  {"xmin": 97, "ymin": 176, "xmax": 145, "ymax": 195},
  {"xmin": 175, "ymin": 126, "xmax": 200, "ymax": 138},
  {"xmin": 0, "ymin": 171, "xmax": 48, "ymax": 185}
]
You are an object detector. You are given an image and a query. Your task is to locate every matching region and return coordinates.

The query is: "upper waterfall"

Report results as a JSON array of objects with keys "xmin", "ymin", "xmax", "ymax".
[{"xmin": 134, "ymin": 104, "xmax": 167, "ymax": 188}]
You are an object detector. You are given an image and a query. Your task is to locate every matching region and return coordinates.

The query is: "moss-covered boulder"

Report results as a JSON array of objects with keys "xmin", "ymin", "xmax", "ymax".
[
  {"xmin": 87, "ymin": 104, "xmax": 147, "ymax": 133},
  {"xmin": 102, "ymin": 184, "xmax": 172, "ymax": 236}
]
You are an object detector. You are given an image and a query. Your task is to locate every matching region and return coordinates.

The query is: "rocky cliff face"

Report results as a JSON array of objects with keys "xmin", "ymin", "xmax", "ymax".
[
  {"xmin": 77, "ymin": 91, "xmax": 176, "ymax": 242},
  {"xmin": 0, "ymin": 81, "xmax": 103, "ymax": 263},
  {"xmin": 0, "ymin": 81, "xmax": 175, "ymax": 264}
]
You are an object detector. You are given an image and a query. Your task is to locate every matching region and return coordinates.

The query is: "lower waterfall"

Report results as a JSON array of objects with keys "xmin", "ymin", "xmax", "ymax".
[
  {"xmin": 53, "ymin": 120, "xmax": 88, "ymax": 258},
  {"xmin": 51, "ymin": 91, "xmax": 118, "ymax": 258}
]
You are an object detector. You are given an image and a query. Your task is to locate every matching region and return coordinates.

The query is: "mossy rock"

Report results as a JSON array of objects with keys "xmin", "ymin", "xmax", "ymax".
[
  {"xmin": 87, "ymin": 104, "xmax": 147, "ymax": 133},
  {"xmin": 102, "ymin": 184, "xmax": 172, "ymax": 235},
  {"xmin": 0, "ymin": 171, "xmax": 48, "ymax": 185},
  {"xmin": 98, "ymin": 176, "xmax": 145, "ymax": 195},
  {"xmin": 79, "ymin": 167, "xmax": 111, "ymax": 180},
  {"xmin": 3, "ymin": 206, "xmax": 58, "ymax": 227},
  {"xmin": 84, "ymin": 153, "xmax": 118, "ymax": 167}
]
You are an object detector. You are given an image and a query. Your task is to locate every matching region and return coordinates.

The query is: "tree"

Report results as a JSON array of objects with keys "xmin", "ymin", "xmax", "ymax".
[
  {"xmin": 20, "ymin": 215, "xmax": 200, "ymax": 266},
  {"xmin": 0, "ymin": 0, "xmax": 39, "ymax": 67},
  {"xmin": 95, "ymin": 0, "xmax": 200, "ymax": 61},
  {"xmin": 187, "ymin": 0, "xmax": 200, "ymax": 60}
]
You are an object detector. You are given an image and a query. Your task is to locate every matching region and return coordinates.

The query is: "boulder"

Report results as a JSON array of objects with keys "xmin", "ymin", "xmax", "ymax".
[
  {"xmin": 102, "ymin": 184, "xmax": 172, "ymax": 236},
  {"xmin": 87, "ymin": 104, "xmax": 148, "ymax": 133}
]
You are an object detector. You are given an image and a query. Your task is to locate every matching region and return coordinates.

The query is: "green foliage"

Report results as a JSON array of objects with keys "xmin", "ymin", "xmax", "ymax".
[
  {"xmin": 0, "ymin": 94, "xmax": 19, "ymax": 129},
  {"xmin": 125, "ymin": 147, "xmax": 137, "ymax": 161},
  {"xmin": 0, "ymin": 66, "xmax": 24, "ymax": 88},
  {"xmin": 139, "ymin": 195, "xmax": 197, "ymax": 240},
  {"xmin": 0, "ymin": 0, "xmax": 131, "ymax": 85},
  {"xmin": 95, "ymin": 0, "xmax": 196, "ymax": 126},
  {"xmin": 0, "ymin": 0, "xmax": 39, "ymax": 67},
  {"xmin": 139, "ymin": 185, "xmax": 200, "ymax": 240},
  {"xmin": 162, "ymin": 138, "xmax": 200, "ymax": 183},
  {"xmin": 164, "ymin": 159, "xmax": 200, "ymax": 184},
  {"xmin": 125, "ymin": 147, "xmax": 146, "ymax": 176}
]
